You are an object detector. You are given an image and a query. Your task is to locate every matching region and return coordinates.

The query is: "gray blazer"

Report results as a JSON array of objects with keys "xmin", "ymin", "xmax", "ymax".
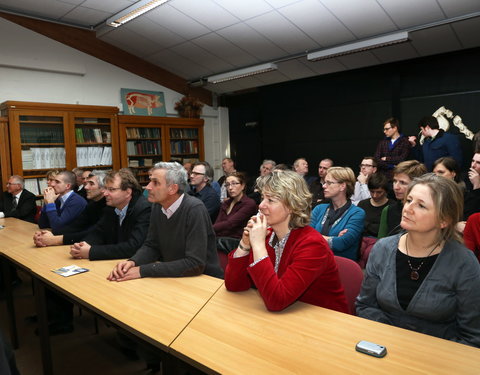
[{"xmin": 356, "ymin": 234, "xmax": 480, "ymax": 347}]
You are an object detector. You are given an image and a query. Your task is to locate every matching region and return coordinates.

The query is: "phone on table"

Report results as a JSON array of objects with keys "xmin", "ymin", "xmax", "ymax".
[{"xmin": 355, "ymin": 340, "xmax": 387, "ymax": 358}]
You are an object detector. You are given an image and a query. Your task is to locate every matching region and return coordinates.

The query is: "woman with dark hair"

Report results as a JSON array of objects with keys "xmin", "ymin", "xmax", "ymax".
[
  {"xmin": 225, "ymin": 170, "xmax": 348, "ymax": 313},
  {"xmin": 357, "ymin": 174, "xmax": 480, "ymax": 347},
  {"xmin": 214, "ymin": 172, "xmax": 257, "ymax": 250},
  {"xmin": 433, "ymin": 156, "xmax": 462, "ymax": 184}
]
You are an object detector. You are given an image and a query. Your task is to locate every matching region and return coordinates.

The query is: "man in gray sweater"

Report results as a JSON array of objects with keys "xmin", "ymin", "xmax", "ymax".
[{"xmin": 108, "ymin": 161, "xmax": 223, "ymax": 281}]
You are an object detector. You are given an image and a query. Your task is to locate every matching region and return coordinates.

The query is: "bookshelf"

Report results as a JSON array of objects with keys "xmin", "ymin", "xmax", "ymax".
[
  {"xmin": 0, "ymin": 101, "xmax": 119, "ymax": 195},
  {"xmin": 118, "ymin": 115, "xmax": 204, "ymax": 185}
]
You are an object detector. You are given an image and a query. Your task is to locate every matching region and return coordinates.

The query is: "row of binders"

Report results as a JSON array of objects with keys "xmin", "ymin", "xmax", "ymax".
[
  {"xmin": 24, "ymin": 178, "xmax": 48, "ymax": 196},
  {"xmin": 76, "ymin": 146, "xmax": 112, "ymax": 167},
  {"xmin": 22, "ymin": 147, "xmax": 66, "ymax": 170}
]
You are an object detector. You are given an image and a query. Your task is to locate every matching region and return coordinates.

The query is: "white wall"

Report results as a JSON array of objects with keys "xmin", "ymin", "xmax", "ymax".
[{"xmin": 0, "ymin": 18, "xmax": 229, "ymax": 178}]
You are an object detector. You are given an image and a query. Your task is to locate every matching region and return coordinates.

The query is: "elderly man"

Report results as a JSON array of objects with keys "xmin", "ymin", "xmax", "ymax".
[
  {"xmin": 248, "ymin": 159, "xmax": 277, "ymax": 204},
  {"xmin": 33, "ymin": 171, "xmax": 108, "ymax": 246},
  {"xmin": 293, "ymin": 157, "xmax": 315, "ymax": 184},
  {"xmin": 309, "ymin": 158, "xmax": 333, "ymax": 208},
  {"xmin": 259, "ymin": 159, "xmax": 276, "ymax": 177},
  {"xmin": 0, "ymin": 175, "xmax": 37, "ymax": 223},
  {"xmin": 38, "ymin": 170, "xmax": 87, "ymax": 232},
  {"xmin": 108, "ymin": 161, "xmax": 223, "ymax": 282},
  {"xmin": 188, "ymin": 161, "xmax": 220, "ymax": 222},
  {"xmin": 351, "ymin": 156, "xmax": 378, "ymax": 205}
]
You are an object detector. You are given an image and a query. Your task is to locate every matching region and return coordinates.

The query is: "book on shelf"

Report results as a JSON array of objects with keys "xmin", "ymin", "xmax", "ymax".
[
  {"xmin": 76, "ymin": 128, "xmax": 110, "ymax": 144},
  {"xmin": 128, "ymin": 159, "xmax": 139, "ymax": 168},
  {"xmin": 126, "ymin": 140, "xmax": 162, "ymax": 156},
  {"xmin": 170, "ymin": 140, "xmax": 198, "ymax": 155},
  {"xmin": 126, "ymin": 127, "xmax": 161, "ymax": 139},
  {"xmin": 20, "ymin": 125, "xmax": 64, "ymax": 143},
  {"xmin": 169, "ymin": 128, "xmax": 198, "ymax": 139}
]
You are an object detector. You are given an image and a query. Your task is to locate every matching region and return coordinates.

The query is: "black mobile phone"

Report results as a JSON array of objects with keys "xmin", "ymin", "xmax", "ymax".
[{"xmin": 355, "ymin": 340, "xmax": 387, "ymax": 358}]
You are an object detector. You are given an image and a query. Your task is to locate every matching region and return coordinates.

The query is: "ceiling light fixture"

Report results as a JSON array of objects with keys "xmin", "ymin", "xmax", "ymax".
[
  {"xmin": 307, "ymin": 32, "xmax": 409, "ymax": 61},
  {"xmin": 106, "ymin": 0, "xmax": 170, "ymax": 28},
  {"xmin": 207, "ymin": 63, "xmax": 278, "ymax": 84}
]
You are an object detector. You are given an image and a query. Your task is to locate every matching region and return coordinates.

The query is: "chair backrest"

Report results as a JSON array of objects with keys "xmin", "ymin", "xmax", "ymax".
[
  {"xmin": 357, "ymin": 237, "xmax": 377, "ymax": 269},
  {"xmin": 217, "ymin": 250, "xmax": 229, "ymax": 272},
  {"xmin": 34, "ymin": 205, "xmax": 42, "ymax": 224},
  {"xmin": 334, "ymin": 255, "xmax": 364, "ymax": 315}
]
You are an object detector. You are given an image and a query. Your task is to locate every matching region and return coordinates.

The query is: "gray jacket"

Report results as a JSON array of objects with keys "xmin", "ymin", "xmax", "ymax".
[{"xmin": 356, "ymin": 234, "xmax": 480, "ymax": 347}]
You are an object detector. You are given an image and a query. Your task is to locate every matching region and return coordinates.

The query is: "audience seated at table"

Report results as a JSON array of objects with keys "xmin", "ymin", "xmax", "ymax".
[
  {"xmin": 38, "ymin": 170, "xmax": 87, "ymax": 232},
  {"xmin": 0, "ymin": 175, "xmax": 37, "ymax": 223},
  {"xmin": 225, "ymin": 169, "xmax": 348, "ymax": 313},
  {"xmin": 310, "ymin": 167, "xmax": 365, "ymax": 261},
  {"xmin": 358, "ymin": 173, "xmax": 393, "ymax": 238},
  {"xmin": 33, "ymin": 171, "xmax": 107, "ymax": 247},
  {"xmin": 356, "ymin": 174, "xmax": 480, "ymax": 348},
  {"xmin": 214, "ymin": 172, "xmax": 257, "ymax": 253},
  {"xmin": 108, "ymin": 161, "xmax": 223, "ymax": 282},
  {"xmin": 377, "ymin": 160, "xmax": 427, "ymax": 238}
]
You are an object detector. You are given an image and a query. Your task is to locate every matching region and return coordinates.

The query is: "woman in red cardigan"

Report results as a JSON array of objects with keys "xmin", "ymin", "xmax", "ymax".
[{"xmin": 225, "ymin": 169, "xmax": 348, "ymax": 313}]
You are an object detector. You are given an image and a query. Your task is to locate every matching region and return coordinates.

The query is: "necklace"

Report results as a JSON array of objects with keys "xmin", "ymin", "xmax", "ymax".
[{"xmin": 404, "ymin": 234, "xmax": 440, "ymax": 281}]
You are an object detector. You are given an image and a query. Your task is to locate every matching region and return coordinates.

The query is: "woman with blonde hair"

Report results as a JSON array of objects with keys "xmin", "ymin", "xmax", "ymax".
[
  {"xmin": 310, "ymin": 167, "xmax": 365, "ymax": 260},
  {"xmin": 357, "ymin": 174, "xmax": 480, "ymax": 347},
  {"xmin": 225, "ymin": 170, "xmax": 348, "ymax": 313}
]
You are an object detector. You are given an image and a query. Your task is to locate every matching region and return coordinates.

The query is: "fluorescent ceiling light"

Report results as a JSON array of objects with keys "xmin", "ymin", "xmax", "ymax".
[
  {"xmin": 207, "ymin": 63, "xmax": 278, "ymax": 84},
  {"xmin": 307, "ymin": 32, "xmax": 409, "ymax": 61},
  {"xmin": 106, "ymin": 0, "xmax": 170, "ymax": 28}
]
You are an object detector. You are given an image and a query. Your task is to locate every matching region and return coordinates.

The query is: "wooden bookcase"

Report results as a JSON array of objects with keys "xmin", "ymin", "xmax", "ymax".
[
  {"xmin": 0, "ymin": 101, "xmax": 119, "ymax": 195},
  {"xmin": 118, "ymin": 115, "xmax": 204, "ymax": 185}
]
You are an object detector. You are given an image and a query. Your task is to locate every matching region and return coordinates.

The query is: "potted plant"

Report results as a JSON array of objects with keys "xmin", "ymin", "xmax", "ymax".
[{"xmin": 174, "ymin": 96, "xmax": 204, "ymax": 118}]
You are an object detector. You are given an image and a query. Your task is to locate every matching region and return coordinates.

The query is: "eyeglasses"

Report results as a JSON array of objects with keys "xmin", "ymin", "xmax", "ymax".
[
  {"xmin": 323, "ymin": 181, "xmax": 340, "ymax": 186},
  {"xmin": 225, "ymin": 182, "xmax": 241, "ymax": 188},
  {"xmin": 359, "ymin": 164, "xmax": 374, "ymax": 168},
  {"xmin": 6, "ymin": 182, "xmax": 20, "ymax": 186},
  {"xmin": 190, "ymin": 171, "xmax": 205, "ymax": 176},
  {"xmin": 105, "ymin": 187, "xmax": 122, "ymax": 192},
  {"xmin": 383, "ymin": 126, "xmax": 392, "ymax": 131}
]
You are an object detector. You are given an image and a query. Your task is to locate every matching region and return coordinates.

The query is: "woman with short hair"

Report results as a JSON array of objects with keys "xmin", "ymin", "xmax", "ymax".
[
  {"xmin": 310, "ymin": 167, "xmax": 365, "ymax": 260},
  {"xmin": 357, "ymin": 174, "xmax": 480, "ymax": 347},
  {"xmin": 225, "ymin": 170, "xmax": 348, "ymax": 313}
]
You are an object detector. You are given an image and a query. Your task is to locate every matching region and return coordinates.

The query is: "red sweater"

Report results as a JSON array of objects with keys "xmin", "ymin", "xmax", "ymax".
[
  {"xmin": 225, "ymin": 226, "xmax": 349, "ymax": 313},
  {"xmin": 463, "ymin": 212, "xmax": 480, "ymax": 262}
]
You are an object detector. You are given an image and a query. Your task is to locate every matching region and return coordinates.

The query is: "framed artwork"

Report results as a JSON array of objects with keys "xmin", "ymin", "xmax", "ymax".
[{"xmin": 120, "ymin": 88, "xmax": 166, "ymax": 116}]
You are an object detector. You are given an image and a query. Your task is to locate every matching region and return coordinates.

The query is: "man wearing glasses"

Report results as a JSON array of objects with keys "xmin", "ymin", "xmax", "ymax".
[
  {"xmin": 188, "ymin": 161, "xmax": 220, "ymax": 222},
  {"xmin": 351, "ymin": 157, "xmax": 378, "ymax": 205},
  {"xmin": 374, "ymin": 117, "xmax": 411, "ymax": 180},
  {"xmin": 0, "ymin": 175, "xmax": 37, "ymax": 223}
]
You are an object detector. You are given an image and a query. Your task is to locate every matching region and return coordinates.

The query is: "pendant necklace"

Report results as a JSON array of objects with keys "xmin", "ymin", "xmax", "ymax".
[{"xmin": 405, "ymin": 234, "xmax": 439, "ymax": 281}]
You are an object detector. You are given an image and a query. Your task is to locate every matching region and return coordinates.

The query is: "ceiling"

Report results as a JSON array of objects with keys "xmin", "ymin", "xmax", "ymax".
[{"xmin": 1, "ymin": 0, "xmax": 480, "ymax": 97}]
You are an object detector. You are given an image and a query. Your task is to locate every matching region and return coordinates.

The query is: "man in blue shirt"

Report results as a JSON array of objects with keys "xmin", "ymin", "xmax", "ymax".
[
  {"xmin": 408, "ymin": 116, "xmax": 462, "ymax": 171},
  {"xmin": 38, "ymin": 170, "xmax": 86, "ymax": 231}
]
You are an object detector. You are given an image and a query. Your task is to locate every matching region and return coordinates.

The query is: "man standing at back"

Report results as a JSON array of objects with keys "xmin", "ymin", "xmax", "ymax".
[
  {"xmin": 0, "ymin": 175, "xmax": 37, "ymax": 223},
  {"xmin": 409, "ymin": 116, "xmax": 462, "ymax": 171},
  {"xmin": 108, "ymin": 162, "xmax": 223, "ymax": 281},
  {"xmin": 38, "ymin": 170, "xmax": 86, "ymax": 232},
  {"xmin": 374, "ymin": 117, "xmax": 411, "ymax": 180}
]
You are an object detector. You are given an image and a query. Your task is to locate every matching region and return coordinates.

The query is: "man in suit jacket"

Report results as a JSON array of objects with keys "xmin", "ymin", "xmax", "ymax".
[
  {"xmin": 69, "ymin": 169, "xmax": 151, "ymax": 260},
  {"xmin": 0, "ymin": 175, "xmax": 37, "ymax": 223},
  {"xmin": 38, "ymin": 171, "xmax": 87, "ymax": 232}
]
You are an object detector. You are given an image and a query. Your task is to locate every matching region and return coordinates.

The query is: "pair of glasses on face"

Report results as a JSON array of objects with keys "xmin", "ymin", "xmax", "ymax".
[
  {"xmin": 383, "ymin": 126, "xmax": 392, "ymax": 131},
  {"xmin": 190, "ymin": 171, "xmax": 205, "ymax": 177},
  {"xmin": 225, "ymin": 182, "xmax": 241, "ymax": 188}
]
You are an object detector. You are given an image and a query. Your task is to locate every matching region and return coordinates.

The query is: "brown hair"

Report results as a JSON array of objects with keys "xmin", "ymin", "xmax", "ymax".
[{"xmin": 326, "ymin": 166, "xmax": 356, "ymax": 199}]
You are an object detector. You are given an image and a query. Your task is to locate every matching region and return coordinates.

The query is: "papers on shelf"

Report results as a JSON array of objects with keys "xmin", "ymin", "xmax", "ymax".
[
  {"xmin": 76, "ymin": 146, "xmax": 112, "ymax": 167},
  {"xmin": 22, "ymin": 147, "xmax": 66, "ymax": 170}
]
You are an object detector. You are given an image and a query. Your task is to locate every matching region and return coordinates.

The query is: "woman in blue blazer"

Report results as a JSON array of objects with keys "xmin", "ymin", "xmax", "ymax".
[{"xmin": 310, "ymin": 167, "xmax": 365, "ymax": 260}]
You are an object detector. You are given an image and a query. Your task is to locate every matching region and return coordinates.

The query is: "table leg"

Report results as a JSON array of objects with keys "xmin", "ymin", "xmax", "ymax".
[
  {"xmin": 33, "ymin": 278, "xmax": 53, "ymax": 375},
  {"xmin": 1, "ymin": 257, "xmax": 18, "ymax": 349}
]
